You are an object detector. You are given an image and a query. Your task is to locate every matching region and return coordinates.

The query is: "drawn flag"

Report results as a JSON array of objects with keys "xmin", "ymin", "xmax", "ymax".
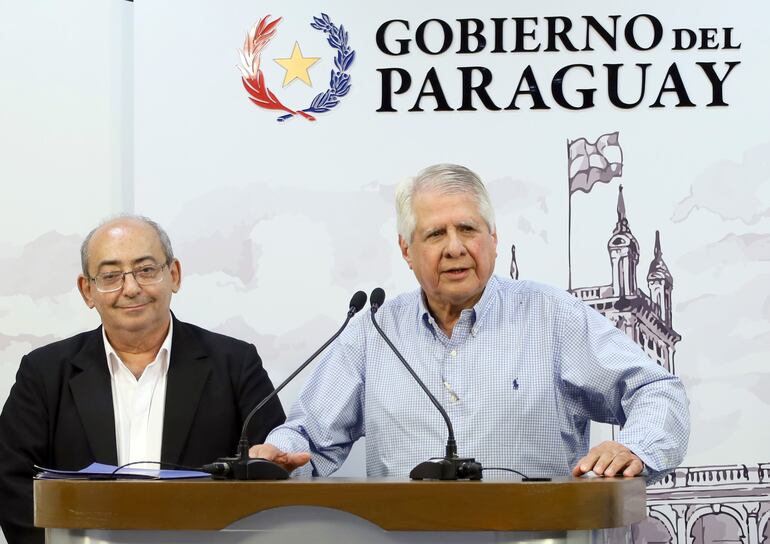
[{"xmin": 568, "ymin": 132, "xmax": 623, "ymax": 194}]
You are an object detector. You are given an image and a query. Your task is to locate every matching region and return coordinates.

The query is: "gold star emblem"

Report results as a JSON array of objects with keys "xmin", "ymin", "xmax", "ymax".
[{"xmin": 273, "ymin": 42, "xmax": 321, "ymax": 87}]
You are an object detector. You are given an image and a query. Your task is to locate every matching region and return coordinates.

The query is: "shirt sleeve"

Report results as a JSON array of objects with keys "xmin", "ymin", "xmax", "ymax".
[
  {"xmin": 557, "ymin": 297, "xmax": 690, "ymax": 480},
  {"xmin": 266, "ymin": 316, "xmax": 367, "ymax": 477}
]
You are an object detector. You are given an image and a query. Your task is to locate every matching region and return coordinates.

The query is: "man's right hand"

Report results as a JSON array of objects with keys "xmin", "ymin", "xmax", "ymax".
[{"xmin": 249, "ymin": 443, "xmax": 311, "ymax": 472}]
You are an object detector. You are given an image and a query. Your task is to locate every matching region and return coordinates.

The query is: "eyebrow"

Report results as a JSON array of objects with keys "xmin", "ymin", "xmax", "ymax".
[
  {"xmin": 421, "ymin": 219, "xmax": 481, "ymax": 236},
  {"xmin": 96, "ymin": 256, "xmax": 159, "ymax": 269},
  {"xmin": 421, "ymin": 226, "xmax": 446, "ymax": 238}
]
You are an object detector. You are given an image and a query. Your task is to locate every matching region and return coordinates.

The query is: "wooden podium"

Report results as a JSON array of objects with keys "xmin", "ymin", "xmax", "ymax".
[{"xmin": 35, "ymin": 476, "xmax": 646, "ymax": 544}]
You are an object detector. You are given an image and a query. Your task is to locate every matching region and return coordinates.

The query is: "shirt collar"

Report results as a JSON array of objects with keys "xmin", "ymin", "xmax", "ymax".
[
  {"xmin": 103, "ymin": 315, "xmax": 174, "ymax": 377},
  {"xmin": 418, "ymin": 275, "xmax": 501, "ymax": 336}
]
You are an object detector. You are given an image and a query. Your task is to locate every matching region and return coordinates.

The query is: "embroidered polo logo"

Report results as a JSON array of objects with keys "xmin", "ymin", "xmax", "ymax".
[{"xmin": 512, "ymin": 378, "xmax": 519, "ymax": 390}]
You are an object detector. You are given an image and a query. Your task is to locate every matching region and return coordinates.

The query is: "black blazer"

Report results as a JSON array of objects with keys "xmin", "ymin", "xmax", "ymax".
[{"xmin": 0, "ymin": 316, "xmax": 286, "ymax": 544}]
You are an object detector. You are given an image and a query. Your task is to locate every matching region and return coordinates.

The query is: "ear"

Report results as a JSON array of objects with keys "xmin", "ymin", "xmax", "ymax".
[
  {"xmin": 398, "ymin": 235, "xmax": 413, "ymax": 270},
  {"xmin": 169, "ymin": 258, "xmax": 182, "ymax": 293},
  {"xmin": 492, "ymin": 230, "xmax": 498, "ymax": 257},
  {"xmin": 77, "ymin": 275, "xmax": 95, "ymax": 309}
]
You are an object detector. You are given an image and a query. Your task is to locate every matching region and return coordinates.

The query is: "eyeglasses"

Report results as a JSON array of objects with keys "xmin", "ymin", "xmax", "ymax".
[{"xmin": 89, "ymin": 262, "xmax": 169, "ymax": 293}]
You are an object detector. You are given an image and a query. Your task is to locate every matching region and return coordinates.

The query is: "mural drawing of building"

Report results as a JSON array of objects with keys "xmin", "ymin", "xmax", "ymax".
[
  {"xmin": 533, "ymin": 183, "xmax": 770, "ymax": 544},
  {"xmin": 569, "ymin": 186, "xmax": 680, "ymax": 375}
]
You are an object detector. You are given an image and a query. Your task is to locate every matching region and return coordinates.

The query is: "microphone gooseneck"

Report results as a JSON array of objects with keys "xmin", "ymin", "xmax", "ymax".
[
  {"xmin": 206, "ymin": 290, "xmax": 368, "ymax": 480},
  {"xmin": 368, "ymin": 288, "xmax": 482, "ymax": 481}
]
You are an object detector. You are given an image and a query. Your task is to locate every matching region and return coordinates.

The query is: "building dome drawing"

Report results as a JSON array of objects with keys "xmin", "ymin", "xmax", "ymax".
[
  {"xmin": 647, "ymin": 230, "xmax": 673, "ymax": 288},
  {"xmin": 608, "ymin": 186, "xmax": 639, "ymax": 251},
  {"xmin": 568, "ymin": 184, "xmax": 680, "ymax": 373}
]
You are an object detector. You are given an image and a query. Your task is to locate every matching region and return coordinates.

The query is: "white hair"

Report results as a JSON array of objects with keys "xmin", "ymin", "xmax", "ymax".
[{"xmin": 395, "ymin": 164, "xmax": 496, "ymax": 243}]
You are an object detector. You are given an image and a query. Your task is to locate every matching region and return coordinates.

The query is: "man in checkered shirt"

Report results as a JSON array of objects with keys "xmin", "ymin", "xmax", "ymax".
[{"xmin": 251, "ymin": 164, "xmax": 689, "ymax": 481}]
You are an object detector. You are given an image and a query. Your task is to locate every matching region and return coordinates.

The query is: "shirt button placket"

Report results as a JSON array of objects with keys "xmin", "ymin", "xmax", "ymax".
[{"xmin": 443, "ymin": 348, "xmax": 460, "ymax": 404}]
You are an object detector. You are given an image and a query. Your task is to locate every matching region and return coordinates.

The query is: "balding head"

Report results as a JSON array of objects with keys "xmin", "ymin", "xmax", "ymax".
[{"xmin": 81, "ymin": 215, "xmax": 174, "ymax": 277}]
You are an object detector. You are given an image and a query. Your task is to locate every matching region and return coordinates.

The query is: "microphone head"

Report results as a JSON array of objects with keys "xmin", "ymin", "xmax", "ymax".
[
  {"xmin": 370, "ymin": 287, "xmax": 386, "ymax": 311},
  {"xmin": 349, "ymin": 291, "xmax": 367, "ymax": 314}
]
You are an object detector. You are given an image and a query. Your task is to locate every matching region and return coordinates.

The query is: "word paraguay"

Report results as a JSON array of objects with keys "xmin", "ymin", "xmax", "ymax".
[{"xmin": 374, "ymin": 14, "xmax": 741, "ymax": 112}]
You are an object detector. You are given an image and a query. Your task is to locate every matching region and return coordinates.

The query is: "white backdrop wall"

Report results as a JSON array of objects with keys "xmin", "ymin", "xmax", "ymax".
[
  {"xmin": 135, "ymin": 0, "xmax": 769, "ymax": 458},
  {"xmin": 134, "ymin": 1, "xmax": 770, "ymax": 541},
  {"xmin": 0, "ymin": 1, "xmax": 132, "ymax": 542},
  {"xmin": 2, "ymin": 0, "xmax": 769, "ymax": 542}
]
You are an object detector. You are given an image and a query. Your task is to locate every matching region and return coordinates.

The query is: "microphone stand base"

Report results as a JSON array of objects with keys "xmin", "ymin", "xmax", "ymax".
[
  {"xmin": 212, "ymin": 457, "xmax": 290, "ymax": 480},
  {"xmin": 410, "ymin": 457, "xmax": 482, "ymax": 480}
]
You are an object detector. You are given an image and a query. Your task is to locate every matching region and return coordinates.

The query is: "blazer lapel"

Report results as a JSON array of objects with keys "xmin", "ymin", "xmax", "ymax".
[
  {"xmin": 161, "ymin": 317, "xmax": 211, "ymax": 465},
  {"xmin": 68, "ymin": 327, "xmax": 118, "ymax": 465}
]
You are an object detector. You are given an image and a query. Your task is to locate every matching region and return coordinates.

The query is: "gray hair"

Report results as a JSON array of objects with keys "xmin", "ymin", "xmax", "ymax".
[
  {"xmin": 395, "ymin": 164, "xmax": 496, "ymax": 243},
  {"xmin": 80, "ymin": 215, "xmax": 174, "ymax": 276}
]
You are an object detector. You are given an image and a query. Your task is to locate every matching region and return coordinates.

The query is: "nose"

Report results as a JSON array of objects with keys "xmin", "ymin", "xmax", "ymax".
[
  {"xmin": 121, "ymin": 271, "xmax": 142, "ymax": 297},
  {"xmin": 444, "ymin": 230, "xmax": 467, "ymax": 258}
]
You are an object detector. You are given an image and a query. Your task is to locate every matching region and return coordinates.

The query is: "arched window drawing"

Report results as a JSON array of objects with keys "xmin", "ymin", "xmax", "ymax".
[
  {"xmin": 631, "ymin": 516, "xmax": 673, "ymax": 544},
  {"xmin": 690, "ymin": 513, "xmax": 745, "ymax": 544}
]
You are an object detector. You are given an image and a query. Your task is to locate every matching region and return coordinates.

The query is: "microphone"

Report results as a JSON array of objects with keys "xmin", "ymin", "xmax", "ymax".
[
  {"xmin": 202, "ymin": 290, "xmax": 368, "ymax": 480},
  {"xmin": 368, "ymin": 288, "xmax": 482, "ymax": 481}
]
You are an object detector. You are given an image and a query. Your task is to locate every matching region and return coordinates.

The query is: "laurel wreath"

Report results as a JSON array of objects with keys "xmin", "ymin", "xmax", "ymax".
[
  {"xmin": 238, "ymin": 13, "xmax": 355, "ymax": 123},
  {"xmin": 239, "ymin": 16, "xmax": 316, "ymax": 121}
]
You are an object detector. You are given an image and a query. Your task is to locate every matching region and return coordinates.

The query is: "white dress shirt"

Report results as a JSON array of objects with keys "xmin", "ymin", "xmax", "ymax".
[{"xmin": 102, "ymin": 319, "xmax": 173, "ymax": 468}]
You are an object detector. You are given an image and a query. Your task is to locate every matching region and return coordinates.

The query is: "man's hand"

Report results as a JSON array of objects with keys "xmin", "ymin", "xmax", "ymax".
[
  {"xmin": 572, "ymin": 440, "xmax": 644, "ymax": 477},
  {"xmin": 249, "ymin": 443, "xmax": 311, "ymax": 472}
]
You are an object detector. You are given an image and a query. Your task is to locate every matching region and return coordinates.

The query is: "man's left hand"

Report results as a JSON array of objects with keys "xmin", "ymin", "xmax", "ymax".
[{"xmin": 572, "ymin": 440, "xmax": 644, "ymax": 477}]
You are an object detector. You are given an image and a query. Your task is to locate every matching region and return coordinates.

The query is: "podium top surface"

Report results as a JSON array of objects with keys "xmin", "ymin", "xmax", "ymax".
[{"xmin": 34, "ymin": 476, "xmax": 646, "ymax": 532}]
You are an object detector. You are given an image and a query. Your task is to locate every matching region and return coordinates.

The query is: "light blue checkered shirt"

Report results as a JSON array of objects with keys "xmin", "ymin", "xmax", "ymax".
[{"xmin": 267, "ymin": 276, "xmax": 689, "ymax": 480}]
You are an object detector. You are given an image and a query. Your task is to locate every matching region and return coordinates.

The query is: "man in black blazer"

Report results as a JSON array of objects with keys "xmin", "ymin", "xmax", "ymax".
[{"xmin": 0, "ymin": 216, "xmax": 286, "ymax": 544}]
